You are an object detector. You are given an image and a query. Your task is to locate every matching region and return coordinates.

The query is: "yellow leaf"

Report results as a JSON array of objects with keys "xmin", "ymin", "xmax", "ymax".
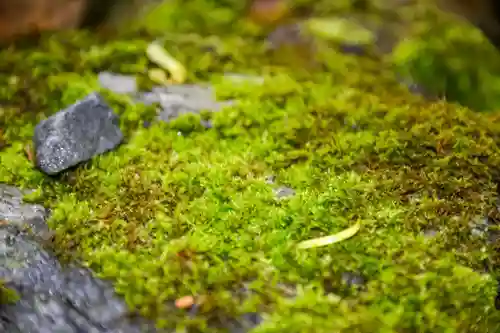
[
  {"xmin": 146, "ymin": 42, "xmax": 187, "ymax": 83},
  {"xmin": 305, "ymin": 18, "xmax": 374, "ymax": 45},
  {"xmin": 148, "ymin": 68, "xmax": 169, "ymax": 85},
  {"xmin": 297, "ymin": 222, "xmax": 361, "ymax": 249}
]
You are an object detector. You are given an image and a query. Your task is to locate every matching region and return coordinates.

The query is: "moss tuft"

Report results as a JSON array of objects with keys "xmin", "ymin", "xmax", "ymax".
[{"xmin": 0, "ymin": 281, "xmax": 19, "ymax": 305}]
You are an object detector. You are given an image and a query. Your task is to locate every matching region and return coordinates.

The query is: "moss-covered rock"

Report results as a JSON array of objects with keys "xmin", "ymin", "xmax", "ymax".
[{"xmin": 1, "ymin": 0, "xmax": 500, "ymax": 332}]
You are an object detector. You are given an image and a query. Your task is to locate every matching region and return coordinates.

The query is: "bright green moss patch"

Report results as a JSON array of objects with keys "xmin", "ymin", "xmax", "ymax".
[
  {"xmin": 1, "ymin": 0, "xmax": 500, "ymax": 332},
  {"xmin": 0, "ymin": 281, "xmax": 19, "ymax": 305}
]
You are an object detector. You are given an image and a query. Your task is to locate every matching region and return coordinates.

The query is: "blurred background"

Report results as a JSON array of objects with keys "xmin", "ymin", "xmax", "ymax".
[
  {"xmin": 108, "ymin": 0, "xmax": 500, "ymax": 112},
  {"xmin": 4, "ymin": 0, "xmax": 500, "ymax": 112}
]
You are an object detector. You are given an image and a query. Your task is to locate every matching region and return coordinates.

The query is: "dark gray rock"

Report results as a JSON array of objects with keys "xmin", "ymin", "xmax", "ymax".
[
  {"xmin": 0, "ymin": 184, "xmax": 49, "ymax": 238},
  {"xmin": 0, "ymin": 226, "xmax": 62, "ymax": 292},
  {"xmin": 33, "ymin": 93, "xmax": 123, "ymax": 175},
  {"xmin": 98, "ymin": 72, "xmax": 138, "ymax": 95},
  {"xmin": 0, "ymin": 225, "xmax": 157, "ymax": 333}
]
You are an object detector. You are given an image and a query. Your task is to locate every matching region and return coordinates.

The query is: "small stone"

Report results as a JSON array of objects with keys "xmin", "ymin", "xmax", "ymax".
[
  {"xmin": 273, "ymin": 186, "xmax": 295, "ymax": 199},
  {"xmin": 265, "ymin": 175, "xmax": 275, "ymax": 184},
  {"xmin": 470, "ymin": 217, "xmax": 490, "ymax": 238},
  {"xmin": 98, "ymin": 72, "xmax": 138, "ymax": 94},
  {"xmin": 153, "ymin": 85, "xmax": 234, "ymax": 122},
  {"xmin": 341, "ymin": 271, "xmax": 366, "ymax": 288},
  {"xmin": 33, "ymin": 93, "xmax": 123, "ymax": 175}
]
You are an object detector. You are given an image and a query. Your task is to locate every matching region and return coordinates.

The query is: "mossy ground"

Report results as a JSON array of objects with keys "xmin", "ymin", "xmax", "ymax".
[{"xmin": 1, "ymin": 0, "xmax": 500, "ymax": 332}]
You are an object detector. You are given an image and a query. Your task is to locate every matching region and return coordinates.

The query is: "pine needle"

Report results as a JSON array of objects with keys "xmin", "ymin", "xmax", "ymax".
[
  {"xmin": 146, "ymin": 42, "xmax": 187, "ymax": 83},
  {"xmin": 297, "ymin": 222, "xmax": 361, "ymax": 249}
]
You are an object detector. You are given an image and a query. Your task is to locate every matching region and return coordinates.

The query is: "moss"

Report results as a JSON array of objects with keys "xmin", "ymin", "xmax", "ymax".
[
  {"xmin": 0, "ymin": 281, "xmax": 19, "ymax": 305},
  {"xmin": 390, "ymin": 0, "xmax": 500, "ymax": 112},
  {"xmin": 0, "ymin": 0, "xmax": 500, "ymax": 332}
]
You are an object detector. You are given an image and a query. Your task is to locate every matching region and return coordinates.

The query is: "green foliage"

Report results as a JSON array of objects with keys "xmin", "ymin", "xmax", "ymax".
[
  {"xmin": 137, "ymin": 0, "xmax": 252, "ymax": 36},
  {"xmin": 390, "ymin": 2, "xmax": 500, "ymax": 112},
  {"xmin": 0, "ymin": 0, "xmax": 499, "ymax": 332}
]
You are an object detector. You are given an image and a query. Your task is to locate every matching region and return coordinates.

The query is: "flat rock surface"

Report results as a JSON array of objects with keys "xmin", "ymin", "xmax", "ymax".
[
  {"xmin": 0, "ymin": 185, "xmax": 49, "ymax": 237},
  {"xmin": 98, "ymin": 72, "xmax": 138, "ymax": 95},
  {"xmin": 33, "ymin": 92, "xmax": 124, "ymax": 175},
  {"xmin": 138, "ymin": 84, "xmax": 235, "ymax": 122}
]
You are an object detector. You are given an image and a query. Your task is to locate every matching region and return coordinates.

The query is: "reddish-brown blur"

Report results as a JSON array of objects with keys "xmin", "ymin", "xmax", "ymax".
[{"xmin": 0, "ymin": 0, "xmax": 87, "ymax": 42}]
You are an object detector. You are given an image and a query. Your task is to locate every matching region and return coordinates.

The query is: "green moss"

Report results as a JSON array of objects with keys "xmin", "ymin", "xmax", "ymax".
[
  {"xmin": 390, "ymin": 1, "xmax": 500, "ymax": 112},
  {"xmin": 0, "ymin": 0, "xmax": 500, "ymax": 332},
  {"xmin": 0, "ymin": 281, "xmax": 19, "ymax": 304}
]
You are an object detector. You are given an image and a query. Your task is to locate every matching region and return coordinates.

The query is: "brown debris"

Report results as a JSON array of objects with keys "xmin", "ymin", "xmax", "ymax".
[{"xmin": 0, "ymin": 0, "xmax": 87, "ymax": 43}]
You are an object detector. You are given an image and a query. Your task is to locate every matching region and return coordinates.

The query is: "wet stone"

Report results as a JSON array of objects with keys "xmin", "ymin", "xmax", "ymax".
[
  {"xmin": 0, "ymin": 226, "xmax": 62, "ymax": 292},
  {"xmin": 0, "ymin": 184, "xmax": 49, "ymax": 238},
  {"xmin": 273, "ymin": 186, "xmax": 295, "ymax": 199},
  {"xmin": 98, "ymin": 72, "xmax": 138, "ymax": 94},
  {"xmin": 341, "ymin": 271, "xmax": 366, "ymax": 289},
  {"xmin": 33, "ymin": 93, "xmax": 124, "ymax": 175}
]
